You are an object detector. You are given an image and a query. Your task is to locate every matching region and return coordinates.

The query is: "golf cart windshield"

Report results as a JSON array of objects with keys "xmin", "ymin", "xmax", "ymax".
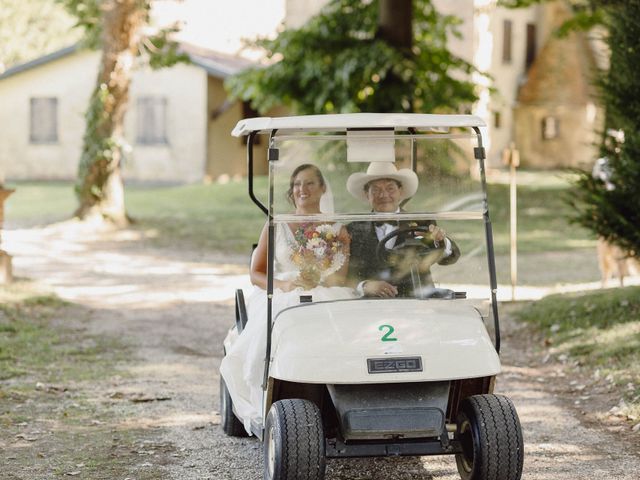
[{"xmin": 264, "ymin": 125, "xmax": 496, "ymax": 322}]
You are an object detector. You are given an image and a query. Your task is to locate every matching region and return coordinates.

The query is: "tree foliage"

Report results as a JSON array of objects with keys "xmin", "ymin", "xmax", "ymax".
[
  {"xmin": 226, "ymin": 0, "xmax": 480, "ymax": 114},
  {"xmin": 568, "ymin": 0, "xmax": 640, "ymax": 255},
  {"xmin": 58, "ymin": 0, "xmax": 188, "ymax": 67},
  {"xmin": 0, "ymin": 0, "xmax": 82, "ymax": 71}
]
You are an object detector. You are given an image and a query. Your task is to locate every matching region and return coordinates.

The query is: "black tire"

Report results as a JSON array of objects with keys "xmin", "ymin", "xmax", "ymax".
[
  {"xmin": 220, "ymin": 375, "xmax": 248, "ymax": 437},
  {"xmin": 264, "ymin": 399, "xmax": 326, "ymax": 480},
  {"xmin": 455, "ymin": 394, "xmax": 524, "ymax": 480}
]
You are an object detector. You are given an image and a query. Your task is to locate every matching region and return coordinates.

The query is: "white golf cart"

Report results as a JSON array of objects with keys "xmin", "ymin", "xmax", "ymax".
[{"xmin": 220, "ymin": 114, "xmax": 523, "ymax": 480}]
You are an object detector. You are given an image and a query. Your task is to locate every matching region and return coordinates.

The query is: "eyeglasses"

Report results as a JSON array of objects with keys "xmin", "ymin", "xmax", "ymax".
[{"xmin": 368, "ymin": 184, "xmax": 400, "ymax": 196}]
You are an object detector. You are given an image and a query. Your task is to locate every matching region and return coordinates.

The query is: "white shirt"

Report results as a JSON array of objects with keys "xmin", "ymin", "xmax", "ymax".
[
  {"xmin": 373, "ymin": 219, "xmax": 453, "ymax": 257},
  {"xmin": 375, "ymin": 222, "xmax": 399, "ymax": 249}
]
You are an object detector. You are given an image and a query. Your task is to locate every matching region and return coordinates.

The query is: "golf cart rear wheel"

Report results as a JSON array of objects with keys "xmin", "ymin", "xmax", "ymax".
[
  {"xmin": 455, "ymin": 394, "xmax": 523, "ymax": 480},
  {"xmin": 219, "ymin": 376, "xmax": 248, "ymax": 437},
  {"xmin": 264, "ymin": 399, "xmax": 326, "ymax": 480}
]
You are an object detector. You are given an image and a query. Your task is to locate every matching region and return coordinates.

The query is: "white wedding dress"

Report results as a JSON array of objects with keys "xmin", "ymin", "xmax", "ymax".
[{"xmin": 219, "ymin": 222, "xmax": 356, "ymax": 433}]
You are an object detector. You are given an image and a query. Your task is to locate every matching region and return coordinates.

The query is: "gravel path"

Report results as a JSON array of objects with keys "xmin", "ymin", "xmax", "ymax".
[{"xmin": 5, "ymin": 222, "xmax": 640, "ymax": 479}]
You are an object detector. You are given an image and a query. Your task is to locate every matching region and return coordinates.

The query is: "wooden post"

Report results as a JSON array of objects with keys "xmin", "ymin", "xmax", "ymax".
[
  {"xmin": 0, "ymin": 187, "xmax": 15, "ymax": 284},
  {"xmin": 502, "ymin": 143, "xmax": 519, "ymax": 301}
]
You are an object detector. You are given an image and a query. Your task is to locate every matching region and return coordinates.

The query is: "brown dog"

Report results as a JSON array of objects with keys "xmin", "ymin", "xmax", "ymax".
[{"xmin": 597, "ymin": 237, "xmax": 639, "ymax": 287}]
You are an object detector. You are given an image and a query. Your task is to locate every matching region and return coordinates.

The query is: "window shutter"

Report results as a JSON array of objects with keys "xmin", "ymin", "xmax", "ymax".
[
  {"xmin": 502, "ymin": 20, "xmax": 512, "ymax": 64},
  {"xmin": 136, "ymin": 96, "xmax": 168, "ymax": 144},
  {"xmin": 29, "ymin": 97, "xmax": 58, "ymax": 143},
  {"xmin": 541, "ymin": 116, "xmax": 559, "ymax": 140},
  {"xmin": 525, "ymin": 23, "xmax": 537, "ymax": 71}
]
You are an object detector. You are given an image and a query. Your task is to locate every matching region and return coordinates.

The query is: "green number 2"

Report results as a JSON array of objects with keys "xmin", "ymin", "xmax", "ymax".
[{"xmin": 379, "ymin": 324, "xmax": 398, "ymax": 342}]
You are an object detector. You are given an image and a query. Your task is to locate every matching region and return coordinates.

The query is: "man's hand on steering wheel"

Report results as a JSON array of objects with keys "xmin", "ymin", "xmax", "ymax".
[
  {"xmin": 428, "ymin": 224, "xmax": 447, "ymax": 244},
  {"xmin": 375, "ymin": 226, "xmax": 445, "ymax": 265},
  {"xmin": 362, "ymin": 280, "xmax": 398, "ymax": 298}
]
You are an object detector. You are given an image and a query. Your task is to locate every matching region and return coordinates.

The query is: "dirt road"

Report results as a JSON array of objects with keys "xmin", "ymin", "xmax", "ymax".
[{"xmin": 3, "ymin": 223, "xmax": 639, "ymax": 479}]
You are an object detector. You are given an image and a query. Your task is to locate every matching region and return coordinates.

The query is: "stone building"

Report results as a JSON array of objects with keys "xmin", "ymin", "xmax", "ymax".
[{"xmin": 514, "ymin": 2, "xmax": 601, "ymax": 168}]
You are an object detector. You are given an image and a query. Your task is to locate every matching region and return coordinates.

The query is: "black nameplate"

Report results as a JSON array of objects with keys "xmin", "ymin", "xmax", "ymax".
[{"xmin": 367, "ymin": 356, "xmax": 423, "ymax": 374}]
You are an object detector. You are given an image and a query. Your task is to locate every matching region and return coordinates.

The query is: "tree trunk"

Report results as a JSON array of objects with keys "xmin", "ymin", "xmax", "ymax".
[
  {"xmin": 74, "ymin": 0, "xmax": 146, "ymax": 227},
  {"xmin": 376, "ymin": 0, "xmax": 413, "ymax": 112},
  {"xmin": 378, "ymin": 0, "xmax": 412, "ymax": 49}
]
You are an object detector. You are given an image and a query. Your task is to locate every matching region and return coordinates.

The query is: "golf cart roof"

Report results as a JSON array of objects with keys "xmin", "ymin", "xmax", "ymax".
[{"xmin": 231, "ymin": 113, "xmax": 486, "ymax": 136}]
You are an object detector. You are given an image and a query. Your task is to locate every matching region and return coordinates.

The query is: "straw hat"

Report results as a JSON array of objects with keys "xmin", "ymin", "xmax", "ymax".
[{"xmin": 346, "ymin": 162, "xmax": 419, "ymax": 203}]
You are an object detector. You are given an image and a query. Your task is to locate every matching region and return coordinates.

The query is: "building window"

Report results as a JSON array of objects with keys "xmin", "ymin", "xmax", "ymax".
[
  {"xmin": 136, "ymin": 96, "xmax": 168, "ymax": 144},
  {"xmin": 525, "ymin": 23, "xmax": 537, "ymax": 70},
  {"xmin": 541, "ymin": 116, "xmax": 559, "ymax": 140},
  {"xmin": 29, "ymin": 97, "xmax": 58, "ymax": 143},
  {"xmin": 502, "ymin": 19, "xmax": 512, "ymax": 64},
  {"xmin": 494, "ymin": 111, "xmax": 502, "ymax": 129}
]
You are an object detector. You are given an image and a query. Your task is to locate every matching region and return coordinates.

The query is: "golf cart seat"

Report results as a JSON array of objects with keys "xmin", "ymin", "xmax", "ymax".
[
  {"xmin": 235, "ymin": 289, "xmax": 248, "ymax": 333},
  {"xmin": 235, "ymin": 243, "xmax": 259, "ymax": 334}
]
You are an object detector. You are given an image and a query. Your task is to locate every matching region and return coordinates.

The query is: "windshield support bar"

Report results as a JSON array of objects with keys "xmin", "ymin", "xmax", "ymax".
[
  {"xmin": 247, "ymin": 130, "xmax": 268, "ymax": 216},
  {"xmin": 263, "ymin": 129, "xmax": 279, "ymax": 397},
  {"xmin": 473, "ymin": 126, "xmax": 501, "ymax": 354},
  {"xmin": 263, "ymin": 223, "xmax": 275, "ymax": 391},
  {"xmin": 400, "ymin": 127, "xmax": 419, "ymax": 209}
]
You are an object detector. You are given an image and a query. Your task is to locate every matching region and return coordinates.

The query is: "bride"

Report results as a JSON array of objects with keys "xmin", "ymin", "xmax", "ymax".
[{"xmin": 220, "ymin": 163, "xmax": 356, "ymax": 431}]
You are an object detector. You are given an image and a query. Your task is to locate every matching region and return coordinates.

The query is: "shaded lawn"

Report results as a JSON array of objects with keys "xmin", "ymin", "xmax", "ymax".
[
  {"xmin": 0, "ymin": 282, "xmax": 126, "ymax": 384},
  {"xmin": 4, "ymin": 172, "xmax": 594, "ymax": 256},
  {"xmin": 3, "ymin": 181, "xmax": 76, "ymax": 226},
  {"xmin": 0, "ymin": 282, "xmax": 170, "ymax": 479},
  {"xmin": 515, "ymin": 286, "xmax": 640, "ymax": 418},
  {"xmin": 125, "ymin": 179, "xmax": 267, "ymax": 253},
  {"xmin": 3, "ymin": 180, "xmax": 267, "ymax": 253},
  {"xmin": 487, "ymin": 181, "xmax": 595, "ymax": 254}
]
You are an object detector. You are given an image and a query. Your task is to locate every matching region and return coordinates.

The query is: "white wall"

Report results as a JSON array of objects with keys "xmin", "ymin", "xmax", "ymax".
[
  {"xmin": 0, "ymin": 50, "xmax": 98, "ymax": 181},
  {"xmin": 433, "ymin": 0, "xmax": 541, "ymax": 167},
  {"xmin": 484, "ymin": 3, "xmax": 541, "ymax": 167},
  {"xmin": 285, "ymin": 0, "xmax": 327, "ymax": 28},
  {"xmin": 126, "ymin": 62, "xmax": 208, "ymax": 183}
]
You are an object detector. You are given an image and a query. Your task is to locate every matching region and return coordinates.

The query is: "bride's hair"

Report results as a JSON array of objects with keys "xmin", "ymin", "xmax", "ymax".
[{"xmin": 286, "ymin": 164, "xmax": 326, "ymax": 205}]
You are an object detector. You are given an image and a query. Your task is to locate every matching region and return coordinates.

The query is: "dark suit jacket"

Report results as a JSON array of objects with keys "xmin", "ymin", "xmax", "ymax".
[{"xmin": 347, "ymin": 218, "xmax": 460, "ymax": 297}]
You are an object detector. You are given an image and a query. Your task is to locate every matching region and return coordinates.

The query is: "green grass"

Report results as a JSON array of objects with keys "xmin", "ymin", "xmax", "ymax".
[
  {"xmin": 4, "ymin": 172, "xmax": 594, "ymax": 255},
  {"xmin": 487, "ymin": 178, "xmax": 595, "ymax": 254},
  {"xmin": 0, "ymin": 283, "xmax": 170, "ymax": 478},
  {"xmin": 0, "ymin": 282, "xmax": 127, "ymax": 383},
  {"xmin": 0, "ymin": 291, "xmax": 68, "ymax": 380},
  {"xmin": 515, "ymin": 286, "xmax": 640, "ymax": 416},
  {"xmin": 3, "ymin": 181, "xmax": 76, "ymax": 225},
  {"xmin": 125, "ymin": 179, "xmax": 267, "ymax": 253}
]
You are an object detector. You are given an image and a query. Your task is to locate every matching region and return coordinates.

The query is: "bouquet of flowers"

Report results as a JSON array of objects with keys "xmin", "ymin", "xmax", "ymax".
[{"xmin": 291, "ymin": 223, "xmax": 346, "ymax": 288}]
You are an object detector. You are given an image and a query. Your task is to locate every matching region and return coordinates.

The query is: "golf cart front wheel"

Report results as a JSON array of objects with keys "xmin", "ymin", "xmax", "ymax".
[
  {"xmin": 264, "ymin": 399, "xmax": 326, "ymax": 480},
  {"xmin": 455, "ymin": 394, "xmax": 524, "ymax": 480},
  {"xmin": 219, "ymin": 375, "xmax": 248, "ymax": 437}
]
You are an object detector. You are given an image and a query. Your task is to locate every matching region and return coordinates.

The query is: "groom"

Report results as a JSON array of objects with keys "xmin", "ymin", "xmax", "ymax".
[{"xmin": 346, "ymin": 162, "xmax": 460, "ymax": 298}]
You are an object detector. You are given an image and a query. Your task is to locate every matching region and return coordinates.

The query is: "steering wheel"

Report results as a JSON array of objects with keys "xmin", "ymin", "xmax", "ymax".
[
  {"xmin": 374, "ymin": 226, "xmax": 460, "ymax": 299},
  {"xmin": 375, "ymin": 226, "xmax": 443, "ymax": 267}
]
